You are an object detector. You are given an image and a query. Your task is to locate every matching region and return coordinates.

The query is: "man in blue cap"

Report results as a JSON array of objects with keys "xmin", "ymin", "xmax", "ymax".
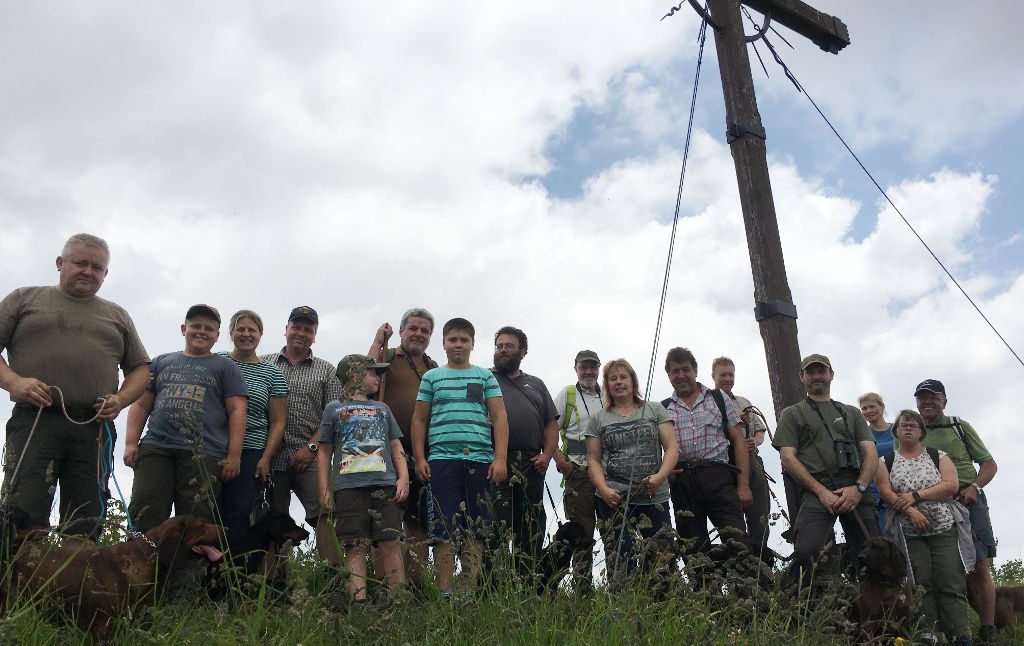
[{"xmin": 916, "ymin": 378, "xmax": 998, "ymax": 643}]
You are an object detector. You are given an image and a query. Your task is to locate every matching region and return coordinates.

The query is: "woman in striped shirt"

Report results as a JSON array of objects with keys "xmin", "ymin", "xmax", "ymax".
[{"xmin": 219, "ymin": 309, "xmax": 289, "ymax": 533}]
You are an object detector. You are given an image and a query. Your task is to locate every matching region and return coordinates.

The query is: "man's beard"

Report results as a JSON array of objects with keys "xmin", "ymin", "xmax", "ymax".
[{"xmin": 495, "ymin": 355, "xmax": 522, "ymax": 375}]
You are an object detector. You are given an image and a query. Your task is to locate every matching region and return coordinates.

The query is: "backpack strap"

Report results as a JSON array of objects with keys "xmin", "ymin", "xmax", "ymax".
[
  {"xmin": 560, "ymin": 385, "xmax": 578, "ymax": 432},
  {"xmin": 883, "ymin": 447, "xmax": 941, "ymax": 473},
  {"xmin": 949, "ymin": 416, "xmax": 967, "ymax": 445},
  {"xmin": 708, "ymin": 388, "xmax": 729, "ymax": 437},
  {"xmin": 559, "ymin": 385, "xmax": 578, "ymax": 459}
]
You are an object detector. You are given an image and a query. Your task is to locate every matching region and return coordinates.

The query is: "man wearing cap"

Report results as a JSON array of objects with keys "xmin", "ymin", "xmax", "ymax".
[
  {"xmin": 261, "ymin": 306, "xmax": 343, "ymax": 560},
  {"xmin": 916, "ymin": 379, "xmax": 998, "ymax": 641},
  {"xmin": 490, "ymin": 325, "xmax": 558, "ymax": 574},
  {"xmin": 772, "ymin": 354, "xmax": 878, "ymax": 586},
  {"xmin": 367, "ymin": 308, "xmax": 438, "ymax": 587},
  {"xmin": 1, "ymin": 233, "xmax": 150, "ymax": 537},
  {"xmin": 552, "ymin": 349, "xmax": 602, "ymax": 589},
  {"xmin": 125, "ymin": 304, "xmax": 248, "ymax": 532}
]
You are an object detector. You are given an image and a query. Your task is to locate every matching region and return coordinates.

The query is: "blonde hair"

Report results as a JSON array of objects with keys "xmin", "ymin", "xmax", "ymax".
[
  {"xmin": 601, "ymin": 358, "xmax": 644, "ymax": 410},
  {"xmin": 858, "ymin": 392, "xmax": 885, "ymax": 409},
  {"xmin": 229, "ymin": 309, "xmax": 264, "ymax": 333}
]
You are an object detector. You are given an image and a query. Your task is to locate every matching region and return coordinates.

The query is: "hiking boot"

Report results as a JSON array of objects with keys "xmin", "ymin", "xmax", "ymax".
[{"xmin": 952, "ymin": 634, "xmax": 973, "ymax": 646}]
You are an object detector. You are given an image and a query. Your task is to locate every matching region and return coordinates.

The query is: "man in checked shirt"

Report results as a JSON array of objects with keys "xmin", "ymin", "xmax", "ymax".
[
  {"xmin": 661, "ymin": 347, "xmax": 751, "ymax": 568},
  {"xmin": 262, "ymin": 306, "xmax": 343, "ymax": 562}
]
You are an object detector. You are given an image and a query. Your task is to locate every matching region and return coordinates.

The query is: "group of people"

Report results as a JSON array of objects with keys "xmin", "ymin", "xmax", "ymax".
[
  {"xmin": 0, "ymin": 234, "xmax": 1001, "ymax": 644},
  {"xmin": 777, "ymin": 356, "xmax": 998, "ymax": 646}
]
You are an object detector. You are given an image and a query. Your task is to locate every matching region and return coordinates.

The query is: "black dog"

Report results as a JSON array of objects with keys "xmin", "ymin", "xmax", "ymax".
[
  {"xmin": 535, "ymin": 520, "xmax": 589, "ymax": 595},
  {"xmin": 207, "ymin": 511, "xmax": 309, "ymax": 598}
]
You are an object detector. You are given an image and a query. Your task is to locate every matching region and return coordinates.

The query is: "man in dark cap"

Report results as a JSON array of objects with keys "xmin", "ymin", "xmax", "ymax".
[
  {"xmin": 772, "ymin": 353, "xmax": 878, "ymax": 587},
  {"xmin": 916, "ymin": 378, "xmax": 998, "ymax": 643},
  {"xmin": 262, "ymin": 306, "xmax": 343, "ymax": 560}
]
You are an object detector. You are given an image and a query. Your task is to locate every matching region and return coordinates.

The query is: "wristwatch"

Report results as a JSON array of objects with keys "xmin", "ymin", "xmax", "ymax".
[
  {"xmin": 912, "ymin": 490, "xmax": 922, "ymax": 503},
  {"xmin": 307, "ymin": 442, "xmax": 319, "ymax": 454},
  {"xmin": 970, "ymin": 482, "xmax": 982, "ymax": 493},
  {"xmin": 855, "ymin": 482, "xmax": 868, "ymax": 494}
]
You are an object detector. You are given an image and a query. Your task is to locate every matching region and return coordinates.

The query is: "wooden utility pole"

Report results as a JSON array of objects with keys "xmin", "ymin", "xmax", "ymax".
[{"xmin": 703, "ymin": 0, "xmax": 849, "ymax": 418}]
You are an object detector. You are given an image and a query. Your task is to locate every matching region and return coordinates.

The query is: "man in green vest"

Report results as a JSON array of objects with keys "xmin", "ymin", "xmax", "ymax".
[{"xmin": 552, "ymin": 350, "xmax": 602, "ymax": 592}]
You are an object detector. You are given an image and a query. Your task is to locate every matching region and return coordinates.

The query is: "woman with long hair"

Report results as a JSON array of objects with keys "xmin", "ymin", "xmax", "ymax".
[
  {"xmin": 584, "ymin": 358, "xmax": 678, "ymax": 584},
  {"xmin": 875, "ymin": 408, "xmax": 974, "ymax": 645}
]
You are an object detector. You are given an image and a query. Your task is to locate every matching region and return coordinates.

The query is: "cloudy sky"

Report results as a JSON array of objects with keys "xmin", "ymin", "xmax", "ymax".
[{"xmin": 3, "ymin": 1, "xmax": 1023, "ymax": 563}]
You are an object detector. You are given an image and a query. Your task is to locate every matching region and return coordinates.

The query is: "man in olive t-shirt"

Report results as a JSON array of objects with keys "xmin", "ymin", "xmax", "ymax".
[
  {"xmin": 0, "ymin": 234, "xmax": 150, "ymax": 536},
  {"xmin": 772, "ymin": 354, "xmax": 878, "ymax": 587}
]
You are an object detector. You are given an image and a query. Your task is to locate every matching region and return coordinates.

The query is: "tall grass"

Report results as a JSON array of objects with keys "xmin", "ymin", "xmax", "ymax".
[{"xmin": 4, "ymin": 510, "xmax": 1021, "ymax": 645}]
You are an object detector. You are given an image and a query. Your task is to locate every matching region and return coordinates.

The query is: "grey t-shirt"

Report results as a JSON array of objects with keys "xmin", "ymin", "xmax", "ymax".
[
  {"xmin": 141, "ymin": 352, "xmax": 248, "ymax": 458},
  {"xmin": 320, "ymin": 399, "xmax": 403, "ymax": 490},
  {"xmin": 583, "ymin": 402, "xmax": 672, "ymax": 504},
  {"xmin": 492, "ymin": 370, "xmax": 558, "ymax": 452}
]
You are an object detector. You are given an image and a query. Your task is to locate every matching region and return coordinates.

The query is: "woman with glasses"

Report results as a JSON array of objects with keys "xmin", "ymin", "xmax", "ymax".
[
  {"xmin": 584, "ymin": 358, "xmax": 677, "ymax": 585},
  {"xmin": 875, "ymin": 409, "xmax": 974, "ymax": 645}
]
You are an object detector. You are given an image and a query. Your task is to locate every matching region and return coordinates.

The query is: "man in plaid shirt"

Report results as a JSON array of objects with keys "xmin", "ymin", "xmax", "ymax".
[
  {"xmin": 661, "ymin": 347, "xmax": 751, "ymax": 566},
  {"xmin": 262, "ymin": 306, "xmax": 343, "ymax": 561}
]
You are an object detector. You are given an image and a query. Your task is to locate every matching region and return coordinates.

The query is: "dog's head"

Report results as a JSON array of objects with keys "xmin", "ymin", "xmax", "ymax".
[
  {"xmin": 857, "ymin": 536, "xmax": 907, "ymax": 587},
  {"xmin": 252, "ymin": 512, "xmax": 310, "ymax": 546},
  {"xmin": 147, "ymin": 515, "xmax": 224, "ymax": 569}
]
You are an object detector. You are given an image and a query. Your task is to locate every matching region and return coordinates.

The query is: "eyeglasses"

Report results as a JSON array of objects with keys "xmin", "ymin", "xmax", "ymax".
[
  {"xmin": 896, "ymin": 422, "xmax": 921, "ymax": 430},
  {"xmin": 495, "ymin": 343, "xmax": 519, "ymax": 351}
]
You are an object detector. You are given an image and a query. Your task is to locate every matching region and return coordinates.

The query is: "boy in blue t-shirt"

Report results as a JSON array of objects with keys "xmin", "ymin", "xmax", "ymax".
[
  {"xmin": 125, "ymin": 304, "xmax": 248, "ymax": 532},
  {"xmin": 318, "ymin": 354, "xmax": 409, "ymax": 601},
  {"xmin": 411, "ymin": 317, "xmax": 508, "ymax": 596}
]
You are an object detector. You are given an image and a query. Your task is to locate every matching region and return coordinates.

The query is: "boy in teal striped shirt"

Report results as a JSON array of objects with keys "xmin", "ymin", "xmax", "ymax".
[{"xmin": 411, "ymin": 317, "xmax": 508, "ymax": 595}]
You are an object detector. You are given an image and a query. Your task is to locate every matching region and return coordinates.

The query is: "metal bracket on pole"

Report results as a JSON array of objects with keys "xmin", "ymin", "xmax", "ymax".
[
  {"xmin": 754, "ymin": 299, "xmax": 798, "ymax": 321},
  {"xmin": 726, "ymin": 120, "xmax": 766, "ymax": 143},
  {"xmin": 687, "ymin": 0, "xmax": 722, "ymax": 30}
]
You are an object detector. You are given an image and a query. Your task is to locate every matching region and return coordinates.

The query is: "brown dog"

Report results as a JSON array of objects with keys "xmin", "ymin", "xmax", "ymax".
[
  {"xmin": 991, "ymin": 586, "xmax": 1024, "ymax": 629},
  {"xmin": 855, "ymin": 536, "xmax": 912, "ymax": 640},
  {"xmin": 8, "ymin": 515, "xmax": 223, "ymax": 639}
]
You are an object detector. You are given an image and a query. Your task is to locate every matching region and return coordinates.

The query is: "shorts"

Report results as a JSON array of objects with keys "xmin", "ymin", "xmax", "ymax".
[
  {"xmin": 426, "ymin": 459, "xmax": 492, "ymax": 542},
  {"xmin": 333, "ymin": 485, "xmax": 404, "ymax": 544},
  {"xmin": 965, "ymin": 487, "xmax": 996, "ymax": 560}
]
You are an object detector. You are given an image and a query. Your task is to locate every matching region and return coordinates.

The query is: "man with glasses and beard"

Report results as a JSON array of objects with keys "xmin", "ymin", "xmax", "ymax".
[
  {"xmin": 490, "ymin": 326, "xmax": 558, "ymax": 575},
  {"xmin": 552, "ymin": 350, "xmax": 602, "ymax": 591}
]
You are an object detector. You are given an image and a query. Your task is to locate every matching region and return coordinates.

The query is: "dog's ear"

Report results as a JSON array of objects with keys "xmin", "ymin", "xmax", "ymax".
[{"xmin": 154, "ymin": 516, "xmax": 189, "ymax": 567}]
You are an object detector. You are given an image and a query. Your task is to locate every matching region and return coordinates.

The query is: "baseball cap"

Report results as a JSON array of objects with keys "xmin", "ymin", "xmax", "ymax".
[
  {"xmin": 914, "ymin": 379, "xmax": 946, "ymax": 397},
  {"xmin": 186, "ymin": 304, "xmax": 221, "ymax": 324},
  {"xmin": 336, "ymin": 354, "xmax": 389, "ymax": 383},
  {"xmin": 799, "ymin": 353, "xmax": 832, "ymax": 371},
  {"xmin": 288, "ymin": 306, "xmax": 319, "ymax": 325},
  {"xmin": 575, "ymin": 350, "xmax": 601, "ymax": 365}
]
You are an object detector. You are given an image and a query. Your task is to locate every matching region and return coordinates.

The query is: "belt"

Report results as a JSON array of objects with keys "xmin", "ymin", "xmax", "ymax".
[
  {"xmin": 676, "ymin": 459, "xmax": 737, "ymax": 473},
  {"xmin": 509, "ymin": 449, "xmax": 541, "ymax": 460}
]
